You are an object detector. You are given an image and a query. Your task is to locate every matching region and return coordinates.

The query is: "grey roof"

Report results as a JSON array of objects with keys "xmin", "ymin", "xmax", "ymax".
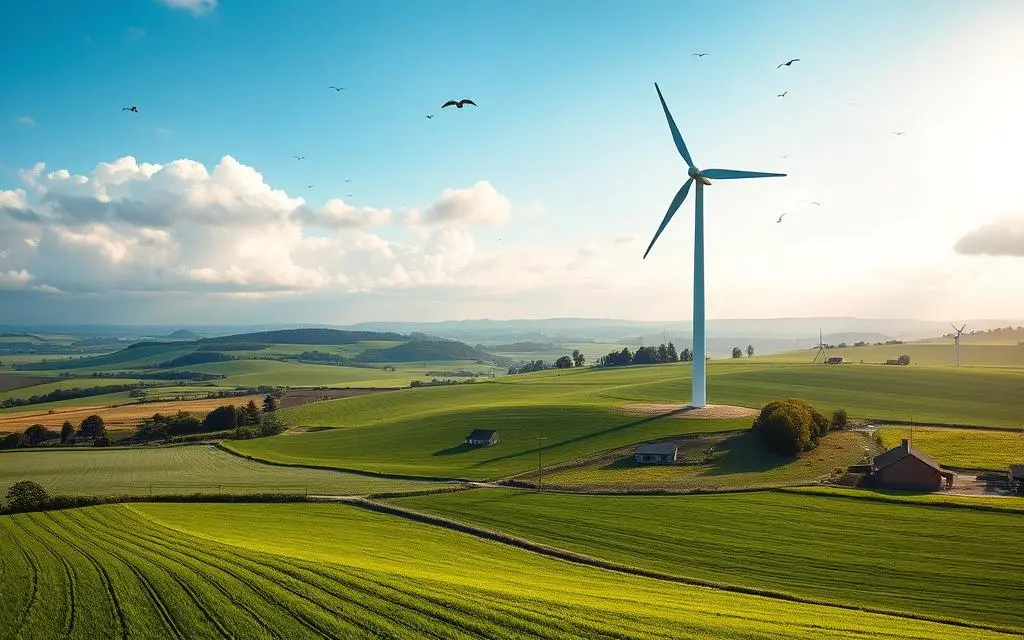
[
  {"xmin": 873, "ymin": 440, "xmax": 943, "ymax": 473},
  {"xmin": 635, "ymin": 442, "xmax": 678, "ymax": 456},
  {"xmin": 1010, "ymin": 464, "xmax": 1024, "ymax": 478},
  {"xmin": 466, "ymin": 429, "xmax": 498, "ymax": 440}
]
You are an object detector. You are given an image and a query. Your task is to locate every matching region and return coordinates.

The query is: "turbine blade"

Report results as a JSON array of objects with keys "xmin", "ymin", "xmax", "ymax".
[
  {"xmin": 701, "ymin": 169, "xmax": 787, "ymax": 180},
  {"xmin": 643, "ymin": 178, "xmax": 694, "ymax": 260},
  {"xmin": 654, "ymin": 83, "xmax": 695, "ymax": 169}
]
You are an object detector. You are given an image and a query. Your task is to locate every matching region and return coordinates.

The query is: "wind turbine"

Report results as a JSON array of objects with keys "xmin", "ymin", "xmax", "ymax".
[
  {"xmin": 812, "ymin": 329, "xmax": 826, "ymax": 364},
  {"xmin": 951, "ymin": 323, "xmax": 967, "ymax": 366},
  {"xmin": 643, "ymin": 83, "xmax": 786, "ymax": 407}
]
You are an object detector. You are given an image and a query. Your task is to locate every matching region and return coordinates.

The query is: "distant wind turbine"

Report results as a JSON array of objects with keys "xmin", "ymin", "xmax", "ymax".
[
  {"xmin": 951, "ymin": 323, "xmax": 967, "ymax": 366},
  {"xmin": 643, "ymin": 82, "xmax": 786, "ymax": 408}
]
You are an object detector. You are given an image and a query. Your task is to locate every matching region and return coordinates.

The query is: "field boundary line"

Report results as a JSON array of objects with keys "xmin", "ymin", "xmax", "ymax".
[
  {"xmin": 771, "ymin": 487, "xmax": 1024, "ymax": 515},
  {"xmin": 345, "ymin": 497, "xmax": 1022, "ymax": 637},
  {"xmin": 869, "ymin": 419, "xmax": 1023, "ymax": 432},
  {"xmin": 215, "ymin": 442, "xmax": 476, "ymax": 483}
]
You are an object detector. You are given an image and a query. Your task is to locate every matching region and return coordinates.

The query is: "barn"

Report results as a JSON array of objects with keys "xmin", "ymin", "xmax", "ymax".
[
  {"xmin": 871, "ymin": 439, "xmax": 955, "ymax": 491},
  {"xmin": 465, "ymin": 429, "xmax": 500, "ymax": 447},
  {"xmin": 634, "ymin": 442, "xmax": 678, "ymax": 465}
]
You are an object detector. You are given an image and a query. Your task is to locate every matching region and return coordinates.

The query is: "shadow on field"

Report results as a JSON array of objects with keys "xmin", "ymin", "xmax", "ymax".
[
  {"xmin": 472, "ymin": 412, "xmax": 683, "ymax": 468},
  {"xmin": 432, "ymin": 443, "xmax": 475, "ymax": 456},
  {"xmin": 696, "ymin": 432, "xmax": 791, "ymax": 477}
]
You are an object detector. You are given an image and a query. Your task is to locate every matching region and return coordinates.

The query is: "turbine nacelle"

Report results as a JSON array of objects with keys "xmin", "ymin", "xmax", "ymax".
[{"xmin": 687, "ymin": 166, "xmax": 713, "ymax": 185}]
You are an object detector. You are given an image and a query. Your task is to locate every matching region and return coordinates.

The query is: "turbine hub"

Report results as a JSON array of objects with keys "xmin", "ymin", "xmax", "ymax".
[{"xmin": 687, "ymin": 166, "xmax": 701, "ymax": 179}]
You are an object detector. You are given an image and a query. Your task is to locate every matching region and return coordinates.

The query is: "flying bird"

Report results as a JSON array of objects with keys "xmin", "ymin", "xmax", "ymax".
[
  {"xmin": 425, "ymin": 114, "xmax": 434, "ymax": 119},
  {"xmin": 811, "ymin": 201, "xmax": 821, "ymax": 206},
  {"xmin": 779, "ymin": 154, "xmax": 790, "ymax": 159},
  {"xmin": 344, "ymin": 178, "xmax": 352, "ymax": 183},
  {"xmin": 293, "ymin": 155, "xmax": 306, "ymax": 160},
  {"xmin": 893, "ymin": 131, "xmax": 906, "ymax": 136},
  {"xmin": 307, "ymin": 184, "xmax": 315, "ymax": 189},
  {"xmin": 777, "ymin": 58, "xmax": 800, "ymax": 69},
  {"xmin": 329, "ymin": 86, "xmax": 345, "ymax": 92},
  {"xmin": 693, "ymin": 52, "xmax": 709, "ymax": 57},
  {"xmin": 441, "ymin": 99, "xmax": 477, "ymax": 109},
  {"xmin": 777, "ymin": 91, "xmax": 788, "ymax": 98},
  {"xmin": 777, "ymin": 213, "xmax": 787, "ymax": 223},
  {"xmin": 345, "ymin": 194, "xmax": 353, "ymax": 198},
  {"xmin": 122, "ymin": 105, "xmax": 139, "ymax": 112}
]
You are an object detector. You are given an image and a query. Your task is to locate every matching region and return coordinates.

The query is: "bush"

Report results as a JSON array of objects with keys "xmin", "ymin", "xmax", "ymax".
[
  {"xmin": 752, "ymin": 398, "xmax": 831, "ymax": 456},
  {"xmin": 832, "ymin": 408, "xmax": 849, "ymax": 430},
  {"xmin": 6, "ymin": 480, "xmax": 49, "ymax": 513}
]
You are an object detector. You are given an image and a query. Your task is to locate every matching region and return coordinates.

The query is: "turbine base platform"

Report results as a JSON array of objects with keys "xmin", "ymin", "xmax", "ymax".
[{"xmin": 615, "ymin": 404, "xmax": 757, "ymax": 420}]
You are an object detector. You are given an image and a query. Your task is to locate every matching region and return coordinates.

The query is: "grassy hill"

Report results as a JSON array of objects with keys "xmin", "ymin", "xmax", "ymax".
[
  {"xmin": 391, "ymin": 489, "xmax": 1024, "ymax": 631},
  {"xmin": 225, "ymin": 361, "xmax": 1024, "ymax": 479},
  {"xmin": 767, "ymin": 339, "xmax": 1024, "ymax": 367}
]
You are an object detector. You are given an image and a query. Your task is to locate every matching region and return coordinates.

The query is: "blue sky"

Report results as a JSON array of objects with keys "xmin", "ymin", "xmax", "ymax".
[{"xmin": 2, "ymin": 0, "xmax": 1023, "ymax": 324}]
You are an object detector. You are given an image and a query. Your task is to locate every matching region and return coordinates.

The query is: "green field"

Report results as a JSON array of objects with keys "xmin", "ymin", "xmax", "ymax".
[
  {"xmin": 0, "ymin": 392, "xmax": 138, "ymax": 415},
  {"xmin": 0, "ymin": 445, "xmax": 442, "ymax": 497},
  {"xmin": 767, "ymin": 340, "xmax": 1024, "ymax": 368},
  {"xmin": 782, "ymin": 486, "xmax": 1024, "ymax": 512},
  {"xmin": 0, "ymin": 377, "xmax": 145, "ymax": 402},
  {"xmin": 390, "ymin": 488, "xmax": 1024, "ymax": 631},
  {"xmin": 226, "ymin": 361, "xmax": 1024, "ymax": 479},
  {"xmin": 877, "ymin": 426, "xmax": 1024, "ymax": 470},
  {"xmin": 542, "ymin": 430, "xmax": 871, "ymax": 491},
  {"xmin": 0, "ymin": 503, "xmax": 1005, "ymax": 640}
]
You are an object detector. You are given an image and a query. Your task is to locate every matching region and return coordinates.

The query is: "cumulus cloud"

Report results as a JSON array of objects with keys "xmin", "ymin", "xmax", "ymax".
[
  {"xmin": 404, "ymin": 181, "xmax": 511, "ymax": 227},
  {"xmin": 954, "ymin": 217, "xmax": 1024, "ymax": 257},
  {"xmin": 157, "ymin": 0, "xmax": 217, "ymax": 15},
  {"xmin": 13, "ymin": 116, "xmax": 34, "ymax": 126},
  {"xmin": 0, "ymin": 154, "xmax": 553, "ymax": 299}
]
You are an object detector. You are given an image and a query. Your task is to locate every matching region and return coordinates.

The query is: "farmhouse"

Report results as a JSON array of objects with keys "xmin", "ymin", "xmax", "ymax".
[
  {"xmin": 634, "ymin": 442, "xmax": 678, "ymax": 465},
  {"xmin": 871, "ymin": 439, "xmax": 955, "ymax": 491},
  {"xmin": 1009, "ymin": 464, "xmax": 1024, "ymax": 495},
  {"xmin": 465, "ymin": 429, "xmax": 500, "ymax": 447},
  {"xmin": 825, "ymin": 356, "xmax": 844, "ymax": 365}
]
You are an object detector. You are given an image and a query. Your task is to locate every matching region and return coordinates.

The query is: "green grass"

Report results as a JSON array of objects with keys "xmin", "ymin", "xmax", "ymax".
[
  {"xmin": 0, "ymin": 445, "xmax": 442, "ymax": 497},
  {"xmin": 227, "ymin": 361, "xmax": 1024, "ymax": 479},
  {"xmin": 877, "ymin": 426, "xmax": 1024, "ymax": 470},
  {"xmin": 390, "ymin": 488, "xmax": 1024, "ymax": 631},
  {"xmin": 178, "ymin": 359, "xmax": 425, "ymax": 388},
  {"xmin": 102, "ymin": 502, "xmax": 1013, "ymax": 639},
  {"xmin": 542, "ymin": 430, "xmax": 870, "ymax": 491},
  {"xmin": 0, "ymin": 377, "xmax": 146, "ymax": 402},
  {"xmin": 766, "ymin": 341, "xmax": 1024, "ymax": 368},
  {"xmin": 780, "ymin": 486, "xmax": 1024, "ymax": 512}
]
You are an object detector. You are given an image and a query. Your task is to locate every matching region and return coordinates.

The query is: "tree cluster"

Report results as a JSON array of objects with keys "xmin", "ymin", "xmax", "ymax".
[
  {"xmin": 1, "ymin": 383, "xmax": 146, "ymax": 409},
  {"xmin": 752, "ymin": 398, "xmax": 835, "ymax": 456},
  {"xmin": 507, "ymin": 360, "xmax": 550, "ymax": 375},
  {"xmin": 553, "ymin": 349, "xmax": 586, "ymax": 369},
  {"xmin": 596, "ymin": 343, "xmax": 690, "ymax": 367}
]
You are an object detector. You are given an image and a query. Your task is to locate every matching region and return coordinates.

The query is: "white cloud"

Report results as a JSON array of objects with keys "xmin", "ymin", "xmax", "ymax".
[
  {"xmin": 0, "ymin": 155, "xmax": 562, "ymax": 300},
  {"xmin": 13, "ymin": 116, "xmax": 34, "ymax": 126},
  {"xmin": 954, "ymin": 217, "xmax": 1024, "ymax": 257},
  {"xmin": 0, "ymin": 269, "xmax": 33, "ymax": 288},
  {"xmin": 157, "ymin": 0, "xmax": 216, "ymax": 15},
  {"xmin": 405, "ymin": 181, "xmax": 511, "ymax": 227}
]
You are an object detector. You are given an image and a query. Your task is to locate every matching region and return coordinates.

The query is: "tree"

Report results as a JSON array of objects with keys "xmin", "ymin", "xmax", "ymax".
[
  {"xmin": 203, "ymin": 405, "xmax": 238, "ymax": 431},
  {"xmin": 831, "ymin": 408, "xmax": 849, "ymax": 430},
  {"xmin": 681, "ymin": 348, "xmax": 692, "ymax": 362},
  {"xmin": 24, "ymin": 424, "xmax": 50, "ymax": 445},
  {"xmin": 731, "ymin": 347, "xmax": 743, "ymax": 359},
  {"xmin": 0, "ymin": 433, "xmax": 27, "ymax": 450},
  {"xmin": 78, "ymin": 414, "xmax": 106, "ymax": 440},
  {"xmin": 240, "ymin": 400, "xmax": 262, "ymax": 427},
  {"xmin": 657, "ymin": 344, "xmax": 669, "ymax": 363},
  {"xmin": 666, "ymin": 342, "xmax": 679, "ymax": 362},
  {"xmin": 746, "ymin": 344, "xmax": 754, "ymax": 358},
  {"xmin": 60, "ymin": 421, "xmax": 74, "ymax": 444},
  {"xmin": 6, "ymin": 480, "xmax": 48, "ymax": 513},
  {"xmin": 554, "ymin": 355, "xmax": 573, "ymax": 369},
  {"xmin": 262, "ymin": 395, "xmax": 279, "ymax": 413},
  {"xmin": 752, "ymin": 398, "xmax": 829, "ymax": 456},
  {"xmin": 571, "ymin": 349, "xmax": 585, "ymax": 368}
]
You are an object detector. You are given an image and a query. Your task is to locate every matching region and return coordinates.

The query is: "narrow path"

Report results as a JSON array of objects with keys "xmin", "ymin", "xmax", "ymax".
[{"xmin": 341, "ymin": 497, "xmax": 1021, "ymax": 638}]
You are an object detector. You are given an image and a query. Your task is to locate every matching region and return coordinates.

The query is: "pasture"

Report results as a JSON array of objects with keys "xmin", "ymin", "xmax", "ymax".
[
  {"xmin": 877, "ymin": 426, "xmax": 1024, "ymax": 470},
  {"xmin": 227, "ymin": 361, "xmax": 1024, "ymax": 478},
  {"xmin": 766, "ymin": 340, "xmax": 1024, "ymax": 368},
  {"xmin": 0, "ymin": 394, "xmax": 265, "ymax": 433},
  {"xmin": 0, "ymin": 502, "xmax": 988, "ymax": 639},
  {"xmin": 0, "ymin": 377, "xmax": 145, "ymax": 402},
  {"xmin": 390, "ymin": 488, "xmax": 1024, "ymax": 631},
  {"xmin": 540, "ymin": 430, "xmax": 871, "ymax": 491},
  {"xmin": 0, "ymin": 445, "xmax": 440, "ymax": 497}
]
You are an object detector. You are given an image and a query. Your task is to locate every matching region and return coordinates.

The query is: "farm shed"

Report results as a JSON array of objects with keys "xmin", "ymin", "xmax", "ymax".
[
  {"xmin": 871, "ymin": 439, "xmax": 955, "ymax": 491},
  {"xmin": 825, "ymin": 356, "xmax": 844, "ymax": 365},
  {"xmin": 1009, "ymin": 464, "xmax": 1024, "ymax": 495},
  {"xmin": 465, "ymin": 429, "xmax": 500, "ymax": 447},
  {"xmin": 634, "ymin": 442, "xmax": 678, "ymax": 465}
]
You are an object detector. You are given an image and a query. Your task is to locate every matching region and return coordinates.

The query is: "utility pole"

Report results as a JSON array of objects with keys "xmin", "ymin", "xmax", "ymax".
[{"xmin": 537, "ymin": 435, "xmax": 548, "ymax": 492}]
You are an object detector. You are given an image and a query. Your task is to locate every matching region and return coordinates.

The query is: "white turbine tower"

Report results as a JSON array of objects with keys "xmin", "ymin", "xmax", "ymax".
[
  {"xmin": 643, "ymin": 83, "xmax": 786, "ymax": 408},
  {"xmin": 951, "ymin": 323, "xmax": 966, "ymax": 367}
]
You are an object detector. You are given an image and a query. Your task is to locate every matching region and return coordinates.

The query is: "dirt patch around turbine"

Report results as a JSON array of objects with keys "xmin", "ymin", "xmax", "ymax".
[{"xmin": 616, "ymin": 403, "xmax": 758, "ymax": 420}]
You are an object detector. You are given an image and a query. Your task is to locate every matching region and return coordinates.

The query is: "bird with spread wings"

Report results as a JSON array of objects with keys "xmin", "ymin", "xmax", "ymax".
[
  {"xmin": 442, "ymin": 99, "xmax": 477, "ymax": 109},
  {"xmin": 777, "ymin": 58, "xmax": 800, "ymax": 68}
]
